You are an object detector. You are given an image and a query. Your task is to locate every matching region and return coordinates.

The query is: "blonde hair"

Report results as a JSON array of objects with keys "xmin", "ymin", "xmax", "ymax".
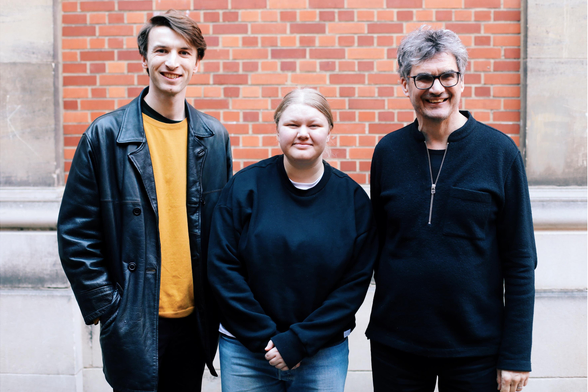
[{"xmin": 274, "ymin": 89, "xmax": 334, "ymax": 130}]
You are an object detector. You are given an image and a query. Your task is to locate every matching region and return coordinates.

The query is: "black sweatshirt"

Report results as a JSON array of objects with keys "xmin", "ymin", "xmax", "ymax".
[
  {"xmin": 208, "ymin": 155, "xmax": 378, "ymax": 368},
  {"xmin": 367, "ymin": 111, "xmax": 537, "ymax": 372}
]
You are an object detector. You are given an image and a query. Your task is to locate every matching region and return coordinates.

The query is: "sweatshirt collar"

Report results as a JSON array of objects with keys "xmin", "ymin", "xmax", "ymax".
[
  {"xmin": 411, "ymin": 110, "xmax": 476, "ymax": 143},
  {"xmin": 276, "ymin": 155, "xmax": 332, "ymax": 197}
]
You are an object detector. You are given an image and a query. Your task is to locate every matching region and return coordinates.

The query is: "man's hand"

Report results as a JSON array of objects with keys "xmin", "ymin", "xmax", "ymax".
[
  {"xmin": 497, "ymin": 369, "xmax": 530, "ymax": 392},
  {"xmin": 264, "ymin": 340, "xmax": 300, "ymax": 371}
]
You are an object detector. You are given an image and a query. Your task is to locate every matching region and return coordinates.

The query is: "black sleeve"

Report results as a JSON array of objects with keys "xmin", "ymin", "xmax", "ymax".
[
  {"xmin": 207, "ymin": 183, "xmax": 279, "ymax": 353},
  {"xmin": 57, "ymin": 134, "xmax": 116, "ymax": 325},
  {"xmin": 496, "ymin": 152, "xmax": 537, "ymax": 372},
  {"xmin": 370, "ymin": 144, "xmax": 387, "ymax": 275}
]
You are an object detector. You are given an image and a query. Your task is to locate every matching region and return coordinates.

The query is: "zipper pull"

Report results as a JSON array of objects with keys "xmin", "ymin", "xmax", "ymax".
[{"xmin": 431, "ymin": 183, "xmax": 436, "ymax": 195}]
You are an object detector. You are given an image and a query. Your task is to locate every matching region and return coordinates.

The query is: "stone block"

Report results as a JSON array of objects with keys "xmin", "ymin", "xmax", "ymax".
[
  {"xmin": 0, "ymin": 289, "xmax": 83, "ymax": 375},
  {"xmin": 534, "ymin": 231, "xmax": 587, "ymax": 290},
  {"xmin": 525, "ymin": 59, "xmax": 587, "ymax": 186},
  {"xmin": 202, "ymin": 369, "xmax": 222, "ymax": 392},
  {"xmin": 530, "ymin": 187, "xmax": 587, "ymax": 230},
  {"xmin": 0, "ymin": 63, "xmax": 59, "ymax": 187},
  {"xmin": 0, "ymin": 231, "xmax": 69, "ymax": 288},
  {"xmin": 81, "ymin": 323, "xmax": 102, "ymax": 369},
  {"xmin": 82, "ymin": 368, "xmax": 111, "ymax": 392},
  {"xmin": 0, "ymin": 374, "xmax": 82, "ymax": 392},
  {"xmin": 531, "ymin": 292, "xmax": 587, "ymax": 377},
  {"xmin": 0, "ymin": 187, "xmax": 63, "ymax": 229},
  {"xmin": 0, "ymin": 0, "xmax": 54, "ymax": 63},
  {"xmin": 525, "ymin": 377, "xmax": 587, "ymax": 391},
  {"xmin": 345, "ymin": 371, "xmax": 373, "ymax": 392},
  {"xmin": 527, "ymin": 0, "xmax": 587, "ymax": 59}
]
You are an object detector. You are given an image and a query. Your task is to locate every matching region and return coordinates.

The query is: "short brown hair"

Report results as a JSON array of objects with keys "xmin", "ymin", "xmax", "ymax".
[
  {"xmin": 274, "ymin": 89, "xmax": 334, "ymax": 130},
  {"xmin": 137, "ymin": 10, "xmax": 206, "ymax": 61}
]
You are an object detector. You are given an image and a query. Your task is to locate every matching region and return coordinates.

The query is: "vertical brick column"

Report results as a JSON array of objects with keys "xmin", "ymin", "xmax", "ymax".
[{"xmin": 62, "ymin": 0, "xmax": 521, "ymax": 184}]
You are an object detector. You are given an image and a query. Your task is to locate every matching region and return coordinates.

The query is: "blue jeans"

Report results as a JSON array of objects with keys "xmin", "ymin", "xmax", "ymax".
[{"xmin": 219, "ymin": 335, "xmax": 349, "ymax": 392}]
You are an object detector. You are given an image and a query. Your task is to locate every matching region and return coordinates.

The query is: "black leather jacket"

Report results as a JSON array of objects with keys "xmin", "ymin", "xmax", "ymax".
[{"xmin": 57, "ymin": 89, "xmax": 232, "ymax": 392}]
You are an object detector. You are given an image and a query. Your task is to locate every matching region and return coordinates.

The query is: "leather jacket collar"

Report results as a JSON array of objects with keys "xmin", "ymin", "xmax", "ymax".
[{"xmin": 117, "ymin": 87, "xmax": 214, "ymax": 144}]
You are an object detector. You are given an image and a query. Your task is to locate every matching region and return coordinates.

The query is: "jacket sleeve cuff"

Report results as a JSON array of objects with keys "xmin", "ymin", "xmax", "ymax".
[
  {"xmin": 271, "ymin": 330, "xmax": 307, "ymax": 369},
  {"xmin": 497, "ymin": 358, "xmax": 532, "ymax": 373}
]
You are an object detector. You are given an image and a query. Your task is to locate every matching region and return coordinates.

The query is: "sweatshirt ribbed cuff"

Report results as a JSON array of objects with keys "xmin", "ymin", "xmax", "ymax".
[
  {"xmin": 271, "ymin": 330, "xmax": 307, "ymax": 369},
  {"xmin": 497, "ymin": 358, "xmax": 532, "ymax": 373}
]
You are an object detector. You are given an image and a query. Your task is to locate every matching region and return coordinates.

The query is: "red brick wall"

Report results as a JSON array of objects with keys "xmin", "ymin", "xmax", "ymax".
[{"xmin": 62, "ymin": 0, "xmax": 521, "ymax": 184}]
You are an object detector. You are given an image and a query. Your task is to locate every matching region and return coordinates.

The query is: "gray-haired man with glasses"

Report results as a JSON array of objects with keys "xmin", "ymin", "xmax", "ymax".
[{"xmin": 367, "ymin": 27, "xmax": 537, "ymax": 392}]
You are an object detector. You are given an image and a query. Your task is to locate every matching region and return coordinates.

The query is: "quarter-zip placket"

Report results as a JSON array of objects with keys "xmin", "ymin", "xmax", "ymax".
[{"xmin": 425, "ymin": 141, "xmax": 449, "ymax": 225}]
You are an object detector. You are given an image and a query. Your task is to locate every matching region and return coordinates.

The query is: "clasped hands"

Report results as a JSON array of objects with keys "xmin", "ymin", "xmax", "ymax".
[{"xmin": 264, "ymin": 340, "xmax": 300, "ymax": 371}]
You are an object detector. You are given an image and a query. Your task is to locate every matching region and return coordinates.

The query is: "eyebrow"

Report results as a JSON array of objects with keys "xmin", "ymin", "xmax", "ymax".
[
  {"xmin": 284, "ymin": 116, "xmax": 326, "ymax": 123},
  {"xmin": 151, "ymin": 44, "xmax": 193, "ymax": 51},
  {"xmin": 416, "ymin": 70, "xmax": 458, "ymax": 75}
]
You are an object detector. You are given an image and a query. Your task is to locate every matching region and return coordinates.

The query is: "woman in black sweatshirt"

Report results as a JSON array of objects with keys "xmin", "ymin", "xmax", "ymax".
[{"xmin": 208, "ymin": 89, "xmax": 377, "ymax": 392}]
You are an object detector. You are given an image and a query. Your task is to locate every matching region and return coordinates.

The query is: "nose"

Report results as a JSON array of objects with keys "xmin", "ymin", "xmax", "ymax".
[
  {"xmin": 297, "ymin": 126, "xmax": 310, "ymax": 138},
  {"xmin": 165, "ymin": 51, "xmax": 178, "ymax": 69},
  {"xmin": 429, "ymin": 78, "xmax": 445, "ymax": 94}
]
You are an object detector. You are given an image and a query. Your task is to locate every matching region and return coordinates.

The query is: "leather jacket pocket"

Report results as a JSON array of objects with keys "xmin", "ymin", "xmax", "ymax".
[
  {"xmin": 100, "ymin": 284, "xmax": 122, "ymax": 332},
  {"xmin": 443, "ymin": 187, "xmax": 492, "ymax": 240}
]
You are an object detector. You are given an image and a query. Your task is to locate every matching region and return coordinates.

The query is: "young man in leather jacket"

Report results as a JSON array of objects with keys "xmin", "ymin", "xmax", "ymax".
[{"xmin": 57, "ymin": 10, "xmax": 232, "ymax": 392}]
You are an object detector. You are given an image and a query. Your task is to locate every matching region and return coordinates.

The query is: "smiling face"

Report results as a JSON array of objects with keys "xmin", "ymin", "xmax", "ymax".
[
  {"xmin": 142, "ymin": 25, "xmax": 199, "ymax": 100},
  {"xmin": 277, "ymin": 103, "xmax": 331, "ymax": 169},
  {"xmin": 401, "ymin": 51, "xmax": 464, "ymax": 126}
]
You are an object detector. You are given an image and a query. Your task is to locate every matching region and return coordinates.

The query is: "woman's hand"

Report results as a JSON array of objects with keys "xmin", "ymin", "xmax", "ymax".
[{"xmin": 264, "ymin": 340, "xmax": 300, "ymax": 370}]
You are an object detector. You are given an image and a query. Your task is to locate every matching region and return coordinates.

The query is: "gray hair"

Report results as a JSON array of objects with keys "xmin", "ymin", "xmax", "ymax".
[{"xmin": 397, "ymin": 26, "xmax": 468, "ymax": 80}]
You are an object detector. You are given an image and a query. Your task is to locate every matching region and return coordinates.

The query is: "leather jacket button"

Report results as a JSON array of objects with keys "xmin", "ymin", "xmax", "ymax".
[
  {"xmin": 132, "ymin": 208, "xmax": 141, "ymax": 216},
  {"xmin": 128, "ymin": 262, "xmax": 137, "ymax": 271}
]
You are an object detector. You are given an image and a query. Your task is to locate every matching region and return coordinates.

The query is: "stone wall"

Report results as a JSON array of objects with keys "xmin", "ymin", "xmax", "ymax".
[
  {"xmin": 0, "ymin": 188, "xmax": 586, "ymax": 391},
  {"xmin": 0, "ymin": 0, "xmax": 586, "ymax": 391},
  {"xmin": 0, "ymin": 0, "xmax": 63, "ymax": 186},
  {"xmin": 524, "ymin": 0, "xmax": 587, "ymax": 186}
]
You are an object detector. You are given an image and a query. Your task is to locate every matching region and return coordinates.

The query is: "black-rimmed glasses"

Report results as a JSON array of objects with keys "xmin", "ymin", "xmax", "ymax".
[{"xmin": 408, "ymin": 71, "xmax": 461, "ymax": 90}]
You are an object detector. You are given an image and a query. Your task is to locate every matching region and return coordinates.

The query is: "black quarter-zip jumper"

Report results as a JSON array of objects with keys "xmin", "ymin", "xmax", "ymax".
[{"xmin": 367, "ymin": 111, "xmax": 537, "ymax": 372}]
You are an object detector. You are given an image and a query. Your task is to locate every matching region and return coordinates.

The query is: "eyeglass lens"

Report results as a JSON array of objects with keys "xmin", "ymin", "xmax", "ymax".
[{"xmin": 414, "ymin": 72, "xmax": 459, "ymax": 89}]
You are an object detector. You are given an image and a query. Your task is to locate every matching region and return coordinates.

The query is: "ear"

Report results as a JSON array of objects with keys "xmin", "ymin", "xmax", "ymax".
[
  {"xmin": 142, "ymin": 56, "xmax": 148, "ymax": 71},
  {"xmin": 193, "ymin": 58, "xmax": 200, "ymax": 73},
  {"xmin": 401, "ymin": 77, "xmax": 410, "ymax": 97},
  {"xmin": 459, "ymin": 76, "xmax": 465, "ymax": 93}
]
